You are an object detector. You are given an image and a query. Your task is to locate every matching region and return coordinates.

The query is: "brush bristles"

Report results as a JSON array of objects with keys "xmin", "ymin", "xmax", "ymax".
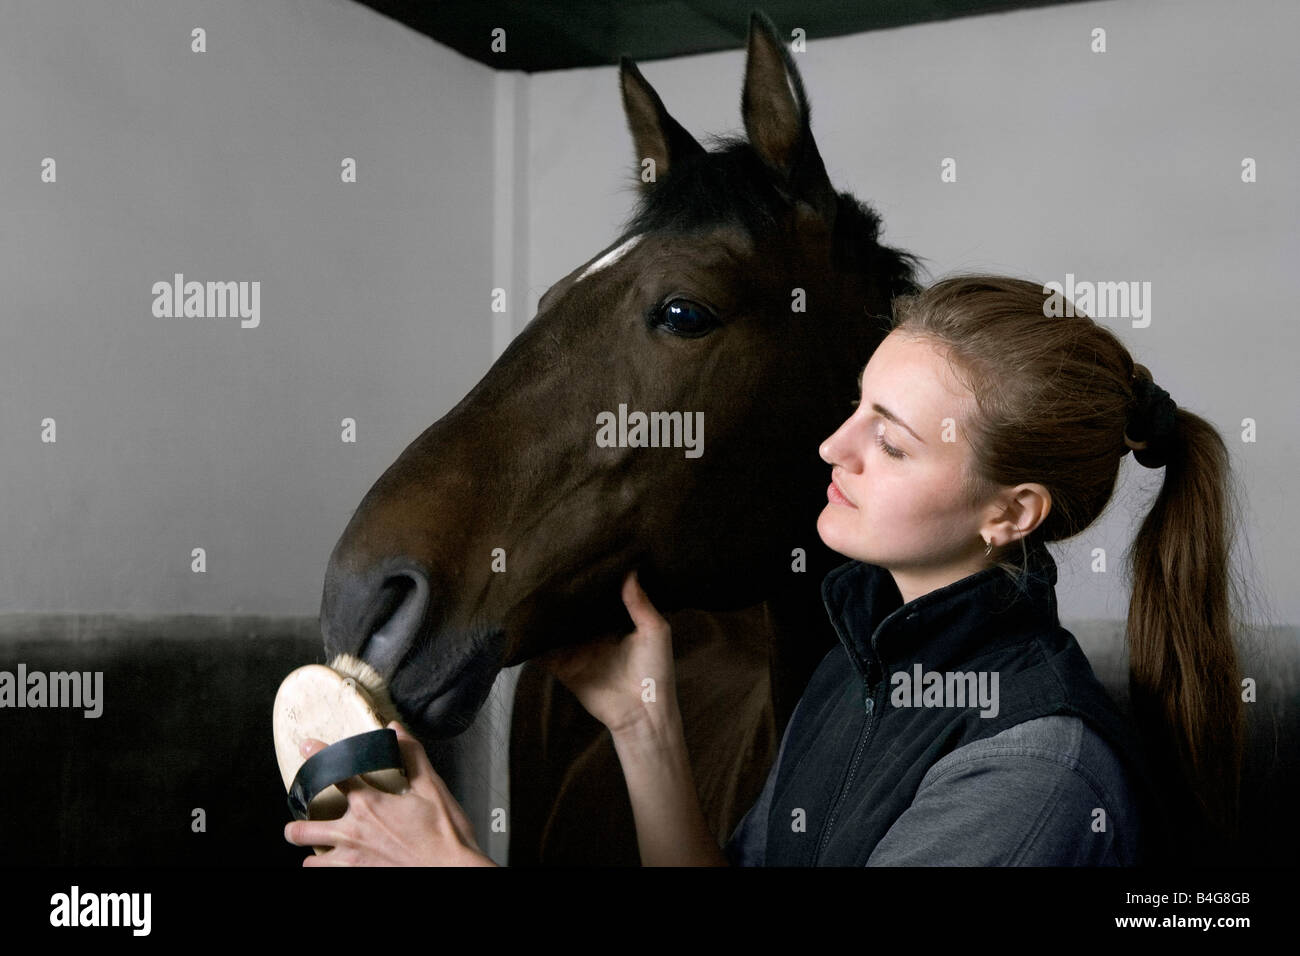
[{"xmin": 328, "ymin": 653, "xmax": 400, "ymax": 725}]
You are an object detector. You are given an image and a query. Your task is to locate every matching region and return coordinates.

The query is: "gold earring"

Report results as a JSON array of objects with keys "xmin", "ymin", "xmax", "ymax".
[{"xmin": 983, "ymin": 537, "xmax": 992, "ymax": 557}]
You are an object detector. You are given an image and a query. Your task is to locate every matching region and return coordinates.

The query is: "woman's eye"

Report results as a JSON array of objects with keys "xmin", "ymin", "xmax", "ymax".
[
  {"xmin": 653, "ymin": 298, "xmax": 718, "ymax": 337},
  {"xmin": 874, "ymin": 423, "xmax": 904, "ymax": 460}
]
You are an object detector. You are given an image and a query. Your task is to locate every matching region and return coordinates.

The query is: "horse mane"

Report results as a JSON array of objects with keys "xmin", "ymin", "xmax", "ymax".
[{"xmin": 619, "ymin": 131, "xmax": 923, "ymax": 304}]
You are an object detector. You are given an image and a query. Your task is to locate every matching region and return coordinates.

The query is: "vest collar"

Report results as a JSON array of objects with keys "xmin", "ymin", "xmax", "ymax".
[{"xmin": 820, "ymin": 538, "xmax": 1061, "ymax": 682}]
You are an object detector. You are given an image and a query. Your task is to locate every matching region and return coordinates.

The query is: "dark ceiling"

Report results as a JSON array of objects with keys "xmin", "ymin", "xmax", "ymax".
[{"xmin": 353, "ymin": 1, "xmax": 1088, "ymax": 72}]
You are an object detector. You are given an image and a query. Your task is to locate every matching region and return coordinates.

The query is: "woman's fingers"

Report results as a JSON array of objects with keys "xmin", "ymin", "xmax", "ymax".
[
  {"xmin": 621, "ymin": 569, "xmax": 668, "ymax": 634},
  {"xmin": 297, "ymin": 735, "xmax": 362, "ymax": 797},
  {"xmin": 298, "ymin": 737, "xmax": 328, "ymax": 758},
  {"xmin": 285, "ymin": 725, "xmax": 487, "ymax": 864},
  {"xmin": 284, "ymin": 817, "xmax": 346, "ymax": 850},
  {"xmin": 296, "ymin": 729, "xmax": 416, "ymax": 803},
  {"xmin": 387, "ymin": 721, "xmax": 480, "ymax": 848},
  {"xmin": 302, "ymin": 851, "xmax": 340, "ymax": 867},
  {"xmin": 388, "ymin": 720, "xmax": 437, "ymax": 795}
]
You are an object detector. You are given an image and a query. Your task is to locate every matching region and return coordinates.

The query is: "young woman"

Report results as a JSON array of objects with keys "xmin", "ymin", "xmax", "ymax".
[{"xmin": 286, "ymin": 274, "xmax": 1247, "ymax": 866}]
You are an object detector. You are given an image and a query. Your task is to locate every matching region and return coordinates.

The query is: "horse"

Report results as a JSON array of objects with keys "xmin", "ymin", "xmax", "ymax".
[{"xmin": 318, "ymin": 11, "xmax": 921, "ymax": 865}]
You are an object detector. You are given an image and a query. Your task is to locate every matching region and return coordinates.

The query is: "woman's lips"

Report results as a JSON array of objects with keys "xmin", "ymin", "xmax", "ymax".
[{"xmin": 827, "ymin": 479, "xmax": 857, "ymax": 508}]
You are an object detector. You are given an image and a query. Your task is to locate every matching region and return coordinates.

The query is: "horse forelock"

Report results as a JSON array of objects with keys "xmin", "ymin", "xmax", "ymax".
[{"xmin": 620, "ymin": 132, "xmax": 920, "ymax": 298}]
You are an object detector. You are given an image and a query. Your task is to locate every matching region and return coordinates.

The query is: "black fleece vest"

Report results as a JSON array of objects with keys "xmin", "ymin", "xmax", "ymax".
[{"xmin": 764, "ymin": 540, "xmax": 1172, "ymax": 865}]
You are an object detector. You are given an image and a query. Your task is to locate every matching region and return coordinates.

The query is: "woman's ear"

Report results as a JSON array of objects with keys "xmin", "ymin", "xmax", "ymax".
[{"xmin": 1003, "ymin": 484, "xmax": 1053, "ymax": 541}]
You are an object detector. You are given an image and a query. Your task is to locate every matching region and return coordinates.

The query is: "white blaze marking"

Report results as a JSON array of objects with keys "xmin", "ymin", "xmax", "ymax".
[{"xmin": 576, "ymin": 234, "xmax": 642, "ymax": 282}]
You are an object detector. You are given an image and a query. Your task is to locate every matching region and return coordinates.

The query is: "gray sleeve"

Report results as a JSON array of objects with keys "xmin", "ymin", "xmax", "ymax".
[
  {"xmin": 866, "ymin": 715, "xmax": 1139, "ymax": 866},
  {"xmin": 723, "ymin": 695, "xmax": 805, "ymax": 866}
]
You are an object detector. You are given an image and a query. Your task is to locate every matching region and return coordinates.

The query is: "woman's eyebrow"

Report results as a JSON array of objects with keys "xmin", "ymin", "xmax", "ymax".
[
  {"xmin": 857, "ymin": 366, "xmax": 925, "ymax": 444},
  {"xmin": 872, "ymin": 403, "xmax": 925, "ymax": 444}
]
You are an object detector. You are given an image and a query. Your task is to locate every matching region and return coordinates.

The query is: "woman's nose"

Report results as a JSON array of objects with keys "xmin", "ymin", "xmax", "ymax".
[
  {"xmin": 819, "ymin": 421, "xmax": 849, "ymax": 465},
  {"xmin": 821, "ymin": 413, "xmax": 865, "ymax": 467},
  {"xmin": 819, "ymin": 433, "xmax": 840, "ymax": 464}
]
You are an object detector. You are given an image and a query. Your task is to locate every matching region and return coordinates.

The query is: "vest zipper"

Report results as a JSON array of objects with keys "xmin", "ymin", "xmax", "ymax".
[{"xmin": 812, "ymin": 673, "xmax": 881, "ymax": 864}]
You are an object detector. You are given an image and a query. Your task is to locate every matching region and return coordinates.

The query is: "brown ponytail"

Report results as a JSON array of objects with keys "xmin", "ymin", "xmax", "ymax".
[{"xmin": 1124, "ymin": 367, "xmax": 1245, "ymax": 858}]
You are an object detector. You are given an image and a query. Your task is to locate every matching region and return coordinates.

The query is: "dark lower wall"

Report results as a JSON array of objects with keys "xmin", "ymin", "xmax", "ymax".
[
  {"xmin": 1, "ymin": 614, "xmax": 1295, "ymax": 866},
  {"xmin": 0, "ymin": 616, "xmax": 480, "ymax": 866}
]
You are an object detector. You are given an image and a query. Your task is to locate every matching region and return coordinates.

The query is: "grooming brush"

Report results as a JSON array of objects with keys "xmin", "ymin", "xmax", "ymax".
[{"xmin": 273, "ymin": 653, "xmax": 409, "ymax": 851}]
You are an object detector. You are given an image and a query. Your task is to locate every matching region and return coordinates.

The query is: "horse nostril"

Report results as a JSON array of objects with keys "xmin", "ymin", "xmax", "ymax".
[{"xmin": 358, "ymin": 568, "xmax": 431, "ymax": 681}]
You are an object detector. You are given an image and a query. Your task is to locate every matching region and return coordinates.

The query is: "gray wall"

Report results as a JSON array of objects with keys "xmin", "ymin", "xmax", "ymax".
[
  {"xmin": 1, "ymin": 0, "xmax": 496, "ymax": 615},
  {"xmin": 3, "ymin": 0, "xmax": 1293, "ymax": 620}
]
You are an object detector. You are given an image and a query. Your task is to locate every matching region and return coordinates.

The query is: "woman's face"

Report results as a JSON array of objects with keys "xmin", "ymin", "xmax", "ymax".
[{"xmin": 816, "ymin": 330, "xmax": 986, "ymax": 572}]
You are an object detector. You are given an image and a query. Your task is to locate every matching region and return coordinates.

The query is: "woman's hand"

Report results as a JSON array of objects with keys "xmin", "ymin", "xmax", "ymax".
[
  {"xmin": 284, "ymin": 720, "xmax": 497, "ymax": 866},
  {"xmin": 535, "ymin": 569, "xmax": 678, "ymax": 737}
]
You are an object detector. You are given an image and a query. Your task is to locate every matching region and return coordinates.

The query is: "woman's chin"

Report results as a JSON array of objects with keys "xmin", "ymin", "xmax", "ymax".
[{"xmin": 816, "ymin": 510, "xmax": 860, "ymax": 556}]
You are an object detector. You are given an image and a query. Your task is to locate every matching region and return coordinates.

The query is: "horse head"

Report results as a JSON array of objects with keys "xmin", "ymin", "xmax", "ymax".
[{"xmin": 319, "ymin": 11, "xmax": 920, "ymax": 739}]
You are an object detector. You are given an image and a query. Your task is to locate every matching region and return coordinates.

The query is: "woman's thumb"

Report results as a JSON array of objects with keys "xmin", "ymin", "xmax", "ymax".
[{"xmin": 621, "ymin": 569, "xmax": 663, "ymax": 630}]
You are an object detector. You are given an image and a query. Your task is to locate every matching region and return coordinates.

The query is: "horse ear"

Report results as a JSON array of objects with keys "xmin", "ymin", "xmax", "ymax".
[
  {"xmin": 619, "ymin": 57, "xmax": 705, "ymax": 191},
  {"xmin": 740, "ymin": 11, "xmax": 837, "ymax": 225}
]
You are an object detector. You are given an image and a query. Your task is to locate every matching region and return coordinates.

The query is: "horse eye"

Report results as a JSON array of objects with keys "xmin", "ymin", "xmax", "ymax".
[{"xmin": 654, "ymin": 298, "xmax": 718, "ymax": 337}]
